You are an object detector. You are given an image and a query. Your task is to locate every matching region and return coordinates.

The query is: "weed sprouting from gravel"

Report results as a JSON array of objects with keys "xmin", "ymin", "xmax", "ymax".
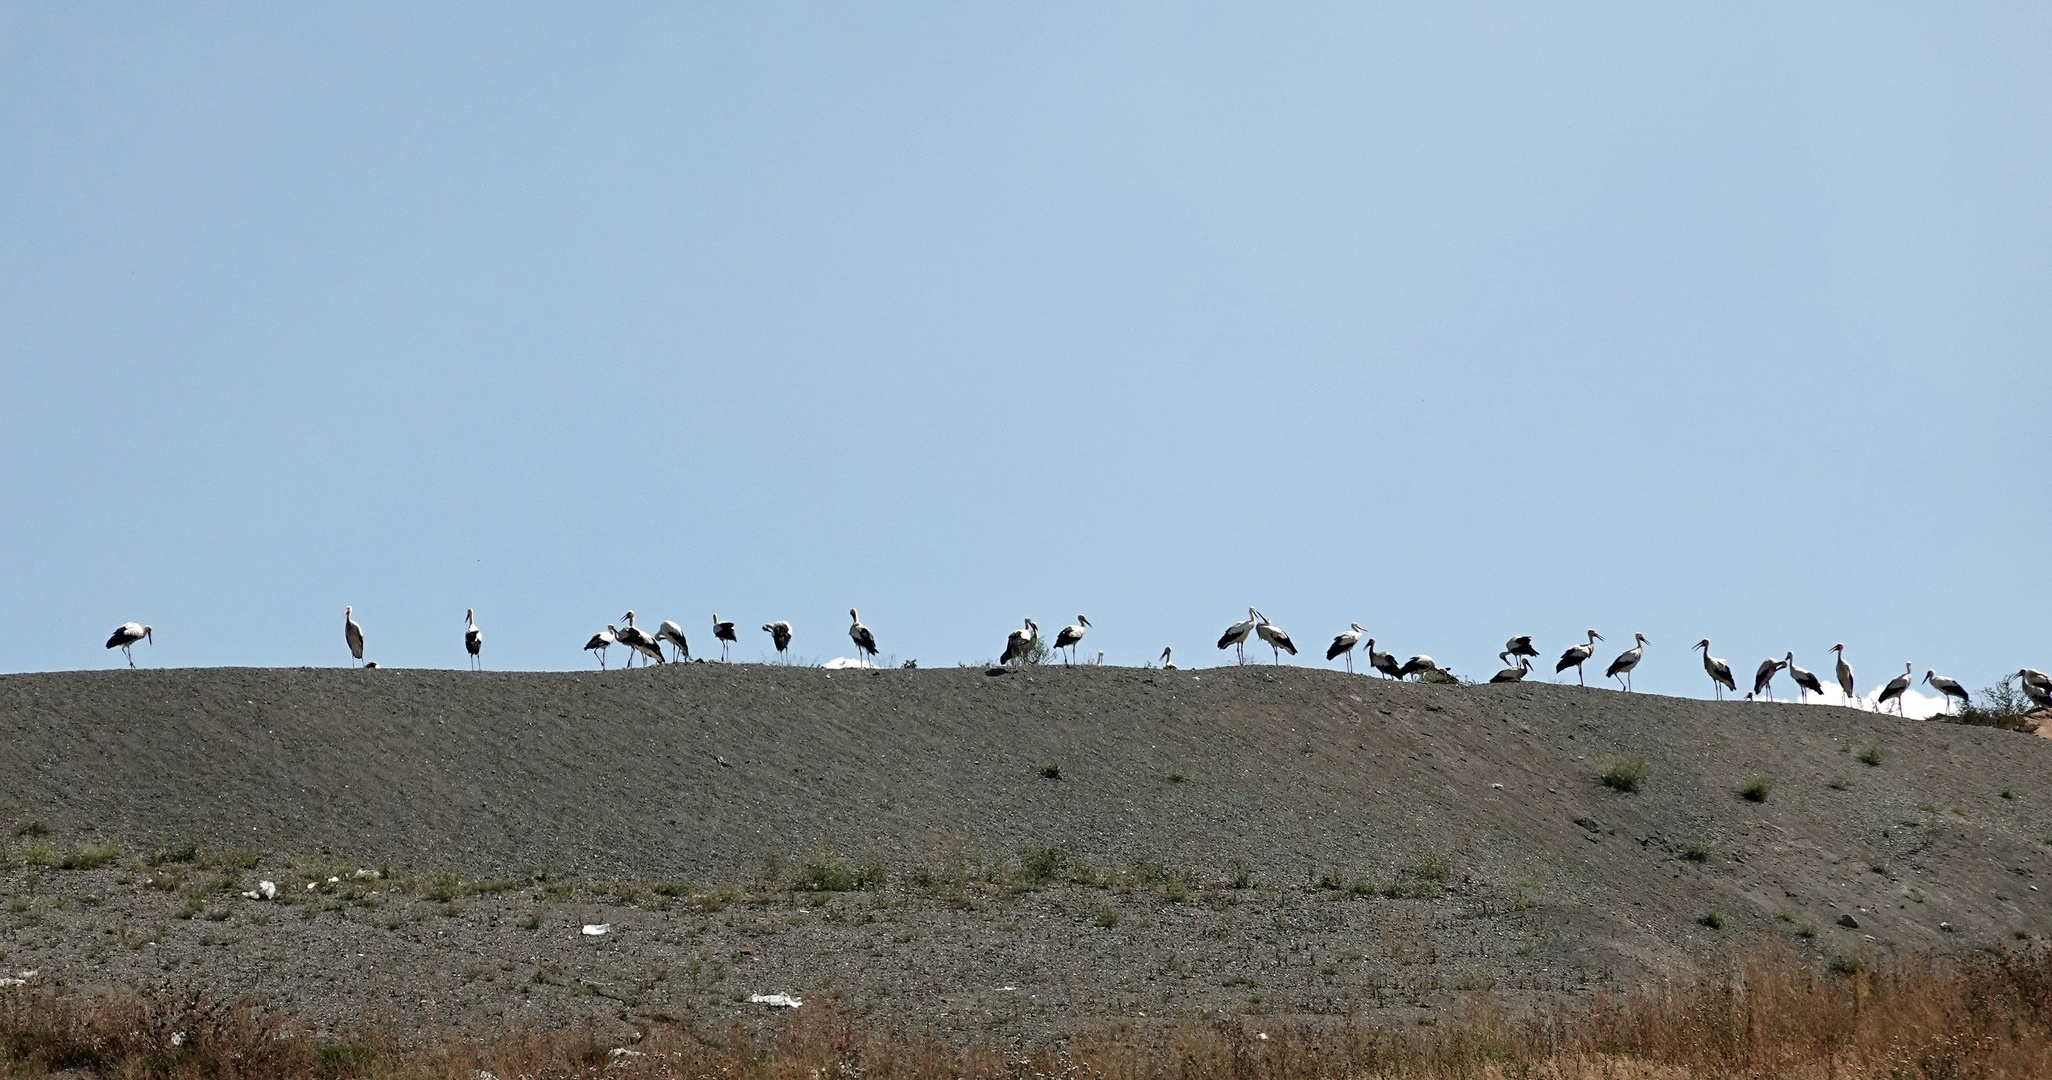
[
  {"xmin": 150, "ymin": 841, "xmax": 200, "ymax": 866},
  {"xmin": 1696, "ymin": 911, "xmax": 1726, "ymax": 929},
  {"xmin": 55, "ymin": 844, "xmax": 122, "ymax": 870},
  {"xmin": 797, "ymin": 852, "xmax": 883, "ymax": 892},
  {"xmin": 1681, "ymin": 843, "xmax": 1711, "ymax": 863},
  {"xmin": 1739, "ymin": 773, "xmax": 1773, "ymax": 803},
  {"xmin": 1094, "ymin": 903, "xmax": 1120, "ymax": 928},
  {"xmin": 1601, "ymin": 755, "xmax": 1652, "ymax": 793},
  {"xmin": 1039, "ymin": 763, "xmax": 1062, "ymax": 780},
  {"xmin": 1856, "ymin": 744, "xmax": 1884, "ymax": 767}
]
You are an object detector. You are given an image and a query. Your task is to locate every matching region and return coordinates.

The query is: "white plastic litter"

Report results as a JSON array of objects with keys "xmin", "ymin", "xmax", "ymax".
[
  {"xmin": 822, "ymin": 657, "xmax": 867, "ymax": 670},
  {"xmin": 243, "ymin": 880, "xmax": 278, "ymax": 901},
  {"xmin": 748, "ymin": 993, "xmax": 803, "ymax": 1008},
  {"xmin": 581, "ymin": 924, "xmax": 611, "ymax": 936},
  {"xmin": 170, "ymin": 1031, "xmax": 187, "ymax": 1047}
]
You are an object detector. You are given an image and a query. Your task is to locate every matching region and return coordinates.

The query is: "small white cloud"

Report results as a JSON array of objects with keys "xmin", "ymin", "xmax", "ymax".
[
  {"xmin": 1797, "ymin": 684, "xmax": 1953, "ymax": 721},
  {"xmin": 822, "ymin": 657, "xmax": 869, "ymax": 670}
]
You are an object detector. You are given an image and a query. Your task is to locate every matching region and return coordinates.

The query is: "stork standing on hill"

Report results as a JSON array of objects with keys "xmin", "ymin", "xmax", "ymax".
[
  {"xmin": 1505, "ymin": 636, "xmax": 1539, "ymax": 665},
  {"xmin": 1606, "ymin": 634, "xmax": 1649, "ymax": 691},
  {"xmin": 1694, "ymin": 639, "xmax": 1736, "ymax": 699},
  {"xmin": 1327, "ymin": 624, "xmax": 1366, "ymax": 673},
  {"xmin": 617, "ymin": 612, "xmax": 665, "ymax": 666},
  {"xmin": 1556, "ymin": 630, "xmax": 1603, "ymax": 685},
  {"xmin": 1366, "ymin": 639, "xmax": 1401, "ymax": 680},
  {"xmin": 847, "ymin": 609, "xmax": 879, "ymax": 666},
  {"xmin": 1924, "ymin": 670, "xmax": 1970, "ymax": 713},
  {"xmin": 1831, "ymin": 644, "xmax": 1855, "ymax": 702},
  {"xmin": 1255, "ymin": 611, "xmax": 1297, "ymax": 664},
  {"xmin": 658, "ymin": 620, "xmax": 691, "ymax": 663},
  {"xmin": 1397, "ymin": 654, "xmax": 1438, "ymax": 680},
  {"xmin": 1490, "ymin": 652, "xmax": 1531, "ymax": 683},
  {"xmin": 344, "ymin": 607, "xmax": 365, "ymax": 667},
  {"xmin": 1053, "ymin": 616, "xmax": 1091, "ymax": 666},
  {"xmin": 2017, "ymin": 670, "xmax": 2052, "ymax": 710},
  {"xmin": 1001, "ymin": 618, "xmax": 1040, "ymax": 666},
  {"xmin": 712, "ymin": 615, "xmax": 737, "ymax": 661},
  {"xmin": 464, "ymin": 609, "xmax": 483, "ymax": 670},
  {"xmin": 105, "ymin": 623, "xmax": 152, "ymax": 668},
  {"xmin": 584, "ymin": 626, "xmax": 616, "ymax": 669},
  {"xmin": 1878, "ymin": 663, "xmax": 1913, "ymax": 715},
  {"xmin": 1786, "ymin": 652, "xmax": 1824, "ymax": 703},
  {"xmin": 1159, "ymin": 647, "xmax": 1176, "ymax": 670},
  {"xmin": 761, "ymin": 621, "xmax": 792, "ymax": 661},
  {"xmin": 1752, "ymin": 657, "xmax": 1786, "ymax": 701},
  {"xmin": 1217, "ymin": 609, "xmax": 1259, "ymax": 665}
]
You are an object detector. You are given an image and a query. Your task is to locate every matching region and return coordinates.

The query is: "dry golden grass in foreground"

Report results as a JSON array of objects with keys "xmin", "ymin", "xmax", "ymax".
[{"xmin": 1, "ymin": 946, "xmax": 2048, "ymax": 1079}]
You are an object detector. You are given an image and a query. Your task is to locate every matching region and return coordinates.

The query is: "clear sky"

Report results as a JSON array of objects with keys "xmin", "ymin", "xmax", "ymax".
[{"xmin": 2, "ymin": 4, "xmax": 2045, "ymax": 701}]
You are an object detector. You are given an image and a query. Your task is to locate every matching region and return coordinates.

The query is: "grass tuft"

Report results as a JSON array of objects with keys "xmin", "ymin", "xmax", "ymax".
[
  {"xmin": 1601, "ymin": 755, "xmax": 1652, "ymax": 793},
  {"xmin": 1738, "ymin": 774, "xmax": 1773, "ymax": 803},
  {"xmin": 1855, "ymin": 744, "xmax": 1884, "ymax": 767}
]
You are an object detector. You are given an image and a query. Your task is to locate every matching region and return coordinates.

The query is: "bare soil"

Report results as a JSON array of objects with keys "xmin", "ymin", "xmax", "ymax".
[{"xmin": 1, "ymin": 664, "xmax": 2047, "ymax": 1045}]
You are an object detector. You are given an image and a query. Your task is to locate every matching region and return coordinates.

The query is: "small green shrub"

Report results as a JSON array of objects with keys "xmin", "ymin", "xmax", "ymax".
[
  {"xmin": 150, "ymin": 842, "xmax": 200, "ymax": 866},
  {"xmin": 58, "ymin": 844, "xmax": 122, "ymax": 870},
  {"xmin": 1696, "ymin": 912, "xmax": 1725, "ymax": 929},
  {"xmin": 1855, "ymin": 745, "xmax": 1883, "ymax": 767},
  {"xmin": 1040, "ymin": 764, "xmax": 1062, "ymax": 780},
  {"xmin": 1095, "ymin": 904, "xmax": 1120, "ymax": 929},
  {"xmin": 1739, "ymin": 774, "xmax": 1773, "ymax": 803},
  {"xmin": 1018, "ymin": 845, "xmax": 1068, "ymax": 888},
  {"xmin": 797, "ymin": 852, "xmax": 883, "ymax": 892},
  {"xmin": 1830, "ymin": 951, "xmax": 1871, "ymax": 976},
  {"xmin": 1681, "ymin": 843, "xmax": 1711, "ymax": 863},
  {"xmin": 1602, "ymin": 756, "xmax": 1652, "ymax": 793}
]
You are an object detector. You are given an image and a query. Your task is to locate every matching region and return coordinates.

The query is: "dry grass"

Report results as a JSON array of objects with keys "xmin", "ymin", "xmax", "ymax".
[{"xmin": 1, "ymin": 946, "xmax": 2048, "ymax": 1078}]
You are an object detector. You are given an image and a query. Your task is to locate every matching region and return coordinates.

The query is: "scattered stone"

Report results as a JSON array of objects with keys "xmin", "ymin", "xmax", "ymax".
[
  {"xmin": 581, "ymin": 924, "xmax": 610, "ymax": 936},
  {"xmin": 748, "ymin": 993, "xmax": 802, "ymax": 1007},
  {"xmin": 1838, "ymin": 914, "xmax": 1860, "ymax": 929}
]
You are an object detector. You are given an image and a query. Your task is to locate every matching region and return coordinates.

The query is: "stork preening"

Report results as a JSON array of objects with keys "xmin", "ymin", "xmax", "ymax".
[
  {"xmin": 1606, "ymin": 634, "xmax": 1648, "ymax": 691},
  {"xmin": 1505, "ymin": 636, "xmax": 1539, "ymax": 664},
  {"xmin": 2018, "ymin": 669, "xmax": 2052, "ymax": 710},
  {"xmin": 1556, "ymin": 630, "xmax": 1603, "ymax": 685},
  {"xmin": 1785, "ymin": 652, "xmax": 1824, "ymax": 703},
  {"xmin": 1254, "ymin": 611, "xmax": 1296, "ymax": 664},
  {"xmin": 761, "ymin": 621, "xmax": 793, "ymax": 661},
  {"xmin": 1001, "ymin": 618, "xmax": 1040, "ymax": 666},
  {"xmin": 1366, "ymin": 639, "xmax": 1401, "ymax": 680},
  {"xmin": 1694, "ymin": 639, "xmax": 1736, "ymax": 699},
  {"xmin": 658, "ymin": 620, "xmax": 691, "ymax": 663},
  {"xmin": 712, "ymin": 615, "xmax": 737, "ymax": 661},
  {"xmin": 1877, "ymin": 663, "xmax": 1913, "ymax": 716},
  {"xmin": 584, "ymin": 626, "xmax": 616, "ymax": 669},
  {"xmin": 1397, "ymin": 654, "xmax": 1438, "ymax": 680},
  {"xmin": 1326, "ymin": 624, "xmax": 1365, "ymax": 673},
  {"xmin": 1831, "ymin": 644, "xmax": 1855, "ymax": 701},
  {"xmin": 617, "ymin": 612, "xmax": 665, "ymax": 666},
  {"xmin": 847, "ymin": 609, "xmax": 878, "ymax": 666},
  {"xmin": 1490, "ymin": 652, "xmax": 1532, "ymax": 683},
  {"xmin": 1752, "ymin": 657, "xmax": 1786, "ymax": 701},
  {"xmin": 1217, "ymin": 609, "xmax": 1259, "ymax": 665},
  {"xmin": 1924, "ymin": 670, "xmax": 1969, "ymax": 713},
  {"xmin": 1159, "ymin": 647, "xmax": 1176, "ymax": 670},
  {"xmin": 464, "ymin": 609, "xmax": 484, "ymax": 670},
  {"xmin": 105, "ymin": 623, "xmax": 152, "ymax": 668},
  {"xmin": 344, "ymin": 607, "xmax": 365, "ymax": 667},
  {"xmin": 1052, "ymin": 616, "xmax": 1091, "ymax": 666}
]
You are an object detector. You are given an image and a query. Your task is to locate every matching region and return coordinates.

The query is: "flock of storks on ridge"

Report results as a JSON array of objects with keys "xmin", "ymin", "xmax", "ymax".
[{"xmin": 99, "ymin": 606, "xmax": 2052, "ymax": 717}]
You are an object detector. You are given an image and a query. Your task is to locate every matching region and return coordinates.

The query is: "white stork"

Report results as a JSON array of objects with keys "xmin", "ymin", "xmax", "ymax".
[
  {"xmin": 1877, "ymin": 662, "xmax": 1913, "ymax": 715},
  {"xmin": 1254, "ymin": 611, "xmax": 1297, "ymax": 664},
  {"xmin": 658, "ymin": 620, "xmax": 691, "ymax": 662},
  {"xmin": 847, "ymin": 609, "xmax": 878, "ymax": 666},
  {"xmin": 1217, "ymin": 609, "xmax": 1259, "ymax": 665},
  {"xmin": 1606, "ymin": 633, "xmax": 1648, "ymax": 691},
  {"xmin": 1397, "ymin": 654, "xmax": 1438, "ymax": 680},
  {"xmin": 761, "ymin": 621, "xmax": 792, "ymax": 661},
  {"xmin": 1052, "ymin": 616, "xmax": 1091, "ymax": 666},
  {"xmin": 1831, "ymin": 644, "xmax": 1855, "ymax": 701},
  {"xmin": 1694, "ymin": 639, "xmax": 1736, "ymax": 699},
  {"xmin": 1556, "ymin": 630, "xmax": 1603, "ymax": 685},
  {"xmin": 1159, "ymin": 647, "xmax": 1176, "ymax": 670},
  {"xmin": 1366, "ymin": 639, "xmax": 1401, "ymax": 680},
  {"xmin": 584, "ymin": 626, "xmax": 617, "ymax": 669},
  {"xmin": 1505, "ymin": 636, "xmax": 1539, "ymax": 664},
  {"xmin": 464, "ymin": 609, "xmax": 484, "ymax": 670},
  {"xmin": 1326, "ymin": 624, "xmax": 1365, "ymax": 673},
  {"xmin": 1001, "ymin": 619, "xmax": 1040, "ymax": 666},
  {"xmin": 1094, "ymin": 650, "xmax": 1104, "ymax": 666},
  {"xmin": 1785, "ymin": 652, "xmax": 1824, "ymax": 703},
  {"xmin": 712, "ymin": 614, "xmax": 738, "ymax": 661},
  {"xmin": 105, "ymin": 623, "xmax": 152, "ymax": 668},
  {"xmin": 344, "ymin": 607, "xmax": 365, "ymax": 667},
  {"xmin": 1923, "ymin": 670, "xmax": 1969, "ymax": 712},
  {"xmin": 617, "ymin": 612, "xmax": 665, "ymax": 666},
  {"xmin": 2017, "ymin": 670, "xmax": 2052, "ymax": 710},
  {"xmin": 1490, "ymin": 652, "xmax": 1531, "ymax": 683},
  {"xmin": 1752, "ymin": 657, "xmax": 1786, "ymax": 700}
]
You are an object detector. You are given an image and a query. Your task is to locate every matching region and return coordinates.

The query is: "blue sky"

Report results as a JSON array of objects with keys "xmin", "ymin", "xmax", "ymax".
[{"xmin": 2, "ymin": 4, "xmax": 2045, "ymax": 697}]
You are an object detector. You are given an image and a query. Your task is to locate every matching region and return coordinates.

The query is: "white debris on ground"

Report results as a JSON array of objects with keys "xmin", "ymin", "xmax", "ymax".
[
  {"xmin": 580, "ymin": 923, "xmax": 610, "ymax": 936},
  {"xmin": 242, "ymin": 880, "xmax": 278, "ymax": 900},
  {"xmin": 748, "ymin": 993, "xmax": 803, "ymax": 1007},
  {"xmin": 821, "ymin": 657, "xmax": 869, "ymax": 670},
  {"xmin": 0, "ymin": 970, "xmax": 38, "ymax": 988}
]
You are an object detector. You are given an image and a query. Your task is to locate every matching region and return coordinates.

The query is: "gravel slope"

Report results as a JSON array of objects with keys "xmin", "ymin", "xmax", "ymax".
[{"xmin": 1, "ymin": 663, "xmax": 2047, "ymax": 1041}]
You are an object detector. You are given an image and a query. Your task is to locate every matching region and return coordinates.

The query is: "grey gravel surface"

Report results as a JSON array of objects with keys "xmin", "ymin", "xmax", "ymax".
[{"xmin": 1, "ymin": 664, "xmax": 2047, "ymax": 1044}]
